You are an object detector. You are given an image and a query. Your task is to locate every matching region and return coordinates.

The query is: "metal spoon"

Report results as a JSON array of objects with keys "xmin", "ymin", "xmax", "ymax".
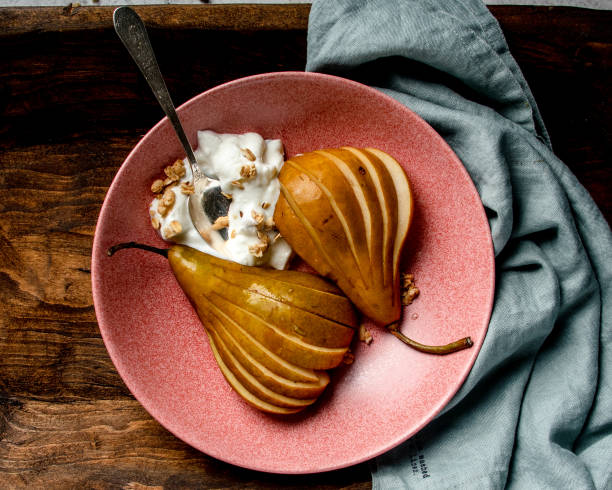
[{"xmin": 113, "ymin": 6, "xmax": 230, "ymax": 243}]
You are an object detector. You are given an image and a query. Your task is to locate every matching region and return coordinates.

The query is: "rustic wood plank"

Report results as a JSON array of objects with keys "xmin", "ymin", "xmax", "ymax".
[
  {"xmin": 0, "ymin": 138, "xmax": 130, "ymax": 401},
  {"xmin": 493, "ymin": 6, "xmax": 611, "ymax": 222},
  {"xmin": 0, "ymin": 4, "xmax": 609, "ymax": 488},
  {"xmin": 0, "ymin": 4, "xmax": 311, "ymax": 35},
  {"xmin": 0, "ymin": 398, "xmax": 370, "ymax": 489}
]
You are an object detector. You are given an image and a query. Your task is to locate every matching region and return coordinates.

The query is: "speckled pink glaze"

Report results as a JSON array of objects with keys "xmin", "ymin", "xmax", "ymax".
[{"xmin": 91, "ymin": 72, "xmax": 494, "ymax": 474}]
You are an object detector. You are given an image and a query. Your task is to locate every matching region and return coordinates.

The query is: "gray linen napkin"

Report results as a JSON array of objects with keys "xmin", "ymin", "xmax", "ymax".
[{"xmin": 306, "ymin": 1, "xmax": 612, "ymax": 488}]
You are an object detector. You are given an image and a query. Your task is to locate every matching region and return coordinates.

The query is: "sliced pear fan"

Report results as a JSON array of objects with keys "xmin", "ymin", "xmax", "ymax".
[
  {"xmin": 274, "ymin": 147, "xmax": 413, "ymax": 326},
  {"xmin": 107, "ymin": 243, "xmax": 356, "ymax": 415},
  {"xmin": 166, "ymin": 245, "xmax": 357, "ymax": 414}
]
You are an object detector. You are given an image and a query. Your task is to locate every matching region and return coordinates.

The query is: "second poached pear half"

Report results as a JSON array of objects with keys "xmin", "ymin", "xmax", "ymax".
[{"xmin": 274, "ymin": 147, "xmax": 413, "ymax": 326}]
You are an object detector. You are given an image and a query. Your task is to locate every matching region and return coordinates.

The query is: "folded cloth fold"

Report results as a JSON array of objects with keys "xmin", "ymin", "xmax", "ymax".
[{"xmin": 306, "ymin": 1, "xmax": 612, "ymax": 488}]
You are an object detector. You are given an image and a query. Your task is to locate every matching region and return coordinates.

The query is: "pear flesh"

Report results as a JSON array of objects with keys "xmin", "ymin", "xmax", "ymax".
[
  {"xmin": 167, "ymin": 244, "xmax": 357, "ymax": 414},
  {"xmin": 274, "ymin": 147, "xmax": 413, "ymax": 326}
]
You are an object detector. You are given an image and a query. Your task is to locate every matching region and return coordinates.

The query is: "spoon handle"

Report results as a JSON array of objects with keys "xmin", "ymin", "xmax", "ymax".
[{"xmin": 113, "ymin": 7, "xmax": 202, "ymax": 177}]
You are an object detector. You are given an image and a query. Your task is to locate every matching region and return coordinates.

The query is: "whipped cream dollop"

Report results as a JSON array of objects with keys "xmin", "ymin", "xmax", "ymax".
[{"xmin": 149, "ymin": 130, "xmax": 292, "ymax": 270}]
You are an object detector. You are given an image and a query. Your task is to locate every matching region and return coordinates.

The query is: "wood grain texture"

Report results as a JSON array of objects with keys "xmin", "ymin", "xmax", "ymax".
[
  {"xmin": 1, "ymin": 4, "xmax": 310, "ymax": 34},
  {"xmin": 0, "ymin": 4, "xmax": 609, "ymax": 488},
  {"xmin": 495, "ymin": 6, "xmax": 611, "ymax": 223},
  {"xmin": 0, "ymin": 398, "xmax": 369, "ymax": 489}
]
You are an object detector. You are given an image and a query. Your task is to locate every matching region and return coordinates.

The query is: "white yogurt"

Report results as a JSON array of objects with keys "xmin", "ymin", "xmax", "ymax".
[{"xmin": 149, "ymin": 130, "xmax": 293, "ymax": 270}]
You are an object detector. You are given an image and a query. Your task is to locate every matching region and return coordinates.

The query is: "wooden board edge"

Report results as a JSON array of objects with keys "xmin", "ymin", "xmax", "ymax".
[{"xmin": 0, "ymin": 4, "xmax": 312, "ymax": 36}]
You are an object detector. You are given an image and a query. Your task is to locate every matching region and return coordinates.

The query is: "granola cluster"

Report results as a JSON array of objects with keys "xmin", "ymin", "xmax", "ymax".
[
  {"xmin": 401, "ymin": 272, "xmax": 420, "ymax": 306},
  {"xmin": 151, "ymin": 159, "xmax": 187, "ymax": 195},
  {"xmin": 358, "ymin": 324, "xmax": 373, "ymax": 345},
  {"xmin": 240, "ymin": 147, "xmax": 256, "ymax": 162},
  {"xmin": 149, "ymin": 159, "xmax": 193, "ymax": 239},
  {"xmin": 240, "ymin": 163, "xmax": 257, "ymax": 180},
  {"xmin": 164, "ymin": 219, "xmax": 182, "ymax": 239},
  {"xmin": 211, "ymin": 216, "xmax": 229, "ymax": 230},
  {"xmin": 150, "ymin": 159, "xmax": 193, "ymax": 218},
  {"xmin": 208, "ymin": 206, "xmax": 279, "ymax": 259}
]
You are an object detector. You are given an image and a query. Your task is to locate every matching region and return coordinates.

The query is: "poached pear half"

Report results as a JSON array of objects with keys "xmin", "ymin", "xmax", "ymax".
[
  {"xmin": 274, "ymin": 147, "xmax": 413, "ymax": 326},
  {"xmin": 109, "ymin": 243, "xmax": 357, "ymax": 415},
  {"xmin": 273, "ymin": 147, "xmax": 472, "ymax": 355}
]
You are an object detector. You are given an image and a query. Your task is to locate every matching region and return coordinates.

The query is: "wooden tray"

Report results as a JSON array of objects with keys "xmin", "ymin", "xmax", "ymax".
[{"xmin": 0, "ymin": 5, "xmax": 609, "ymax": 488}]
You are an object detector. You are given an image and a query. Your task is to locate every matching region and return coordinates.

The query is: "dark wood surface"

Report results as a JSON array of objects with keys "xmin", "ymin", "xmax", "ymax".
[{"xmin": 0, "ymin": 4, "xmax": 609, "ymax": 488}]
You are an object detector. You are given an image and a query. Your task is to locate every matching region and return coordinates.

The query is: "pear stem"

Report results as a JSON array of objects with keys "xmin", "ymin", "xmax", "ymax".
[
  {"xmin": 387, "ymin": 323, "xmax": 473, "ymax": 355},
  {"xmin": 107, "ymin": 242, "xmax": 168, "ymax": 258}
]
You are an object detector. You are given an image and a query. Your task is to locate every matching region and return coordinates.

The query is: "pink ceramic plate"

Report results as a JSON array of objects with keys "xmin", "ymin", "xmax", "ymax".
[{"xmin": 92, "ymin": 72, "xmax": 494, "ymax": 474}]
